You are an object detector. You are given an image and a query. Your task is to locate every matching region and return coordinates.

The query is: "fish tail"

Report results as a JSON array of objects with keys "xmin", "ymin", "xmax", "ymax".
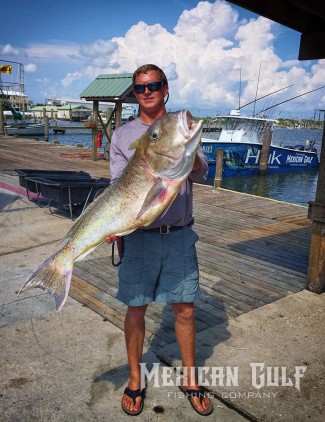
[{"xmin": 18, "ymin": 251, "xmax": 73, "ymax": 312}]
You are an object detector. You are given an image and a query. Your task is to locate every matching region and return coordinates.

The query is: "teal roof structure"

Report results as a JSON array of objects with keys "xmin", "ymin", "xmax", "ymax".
[
  {"xmin": 30, "ymin": 105, "xmax": 58, "ymax": 111},
  {"xmin": 80, "ymin": 73, "xmax": 137, "ymax": 103}
]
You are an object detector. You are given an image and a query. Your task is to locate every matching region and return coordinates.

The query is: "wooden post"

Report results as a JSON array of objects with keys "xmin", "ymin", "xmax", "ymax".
[
  {"xmin": 42, "ymin": 107, "xmax": 46, "ymax": 122},
  {"xmin": 0, "ymin": 100, "xmax": 4, "ymax": 135},
  {"xmin": 214, "ymin": 148, "xmax": 224, "ymax": 188},
  {"xmin": 100, "ymin": 108, "xmax": 114, "ymax": 161},
  {"xmin": 91, "ymin": 100, "xmax": 99, "ymax": 160},
  {"xmin": 115, "ymin": 101, "xmax": 122, "ymax": 128},
  {"xmin": 106, "ymin": 108, "xmax": 113, "ymax": 139},
  {"xmin": 307, "ymin": 120, "xmax": 325, "ymax": 293},
  {"xmin": 44, "ymin": 116, "xmax": 49, "ymax": 142},
  {"xmin": 98, "ymin": 108, "xmax": 113, "ymax": 143},
  {"xmin": 258, "ymin": 129, "xmax": 272, "ymax": 176}
]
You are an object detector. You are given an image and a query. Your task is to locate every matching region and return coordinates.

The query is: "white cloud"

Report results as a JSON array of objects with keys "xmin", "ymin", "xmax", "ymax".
[
  {"xmin": 25, "ymin": 63, "xmax": 37, "ymax": 73},
  {"xmin": 174, "ymin": 0, "xmax": 238, "ymax": 42},
  {"xmin": 79, "ymin": 39, "xmax": 117, "ymax": 59},
  {"xmin": 0, "ymin": 43, "xmax": 23, "ymax": 57},
  {"xmin": 26, "ymin": 43, "xmax": 80, "ymax": 60},
  {"xmin": 85, "ymin": 0, "xmax": 323, "ymax": 114},
  {"xmin": 61, "ymin": 71, "xmax": 82, "ymax": 87}
]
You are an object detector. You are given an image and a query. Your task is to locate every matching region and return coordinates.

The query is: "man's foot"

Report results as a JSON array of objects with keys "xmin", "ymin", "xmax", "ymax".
[
  {"xmin": 121, "ymin": 381, "xmax": 146, "ymax": 416},
  {"xmin": 179, "ymin": 384, "xmax": 214, "ymax": 416}
]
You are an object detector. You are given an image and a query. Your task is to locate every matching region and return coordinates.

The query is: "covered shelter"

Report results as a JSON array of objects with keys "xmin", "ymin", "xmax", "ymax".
[
  {"xmin": 80, "ymin": 73, "xmax": 138, "ymax": 159},
  {"xmin": 226, "ymin": 0, "xmax": 325, "ymax": 291}
]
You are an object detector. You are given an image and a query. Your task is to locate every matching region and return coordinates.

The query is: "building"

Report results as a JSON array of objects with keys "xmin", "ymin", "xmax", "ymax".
[{"xmin": 1, "ymin": 89, "xmax": 29, "ymax": 112}]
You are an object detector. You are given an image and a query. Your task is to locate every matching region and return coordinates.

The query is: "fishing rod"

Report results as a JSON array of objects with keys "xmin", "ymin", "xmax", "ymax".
[
  {"xmin": 257, "ymin": 85, "xmax": 325, "ymax": 114},
  {"xmin": 239, "ymin": 84, "xmax": 293, "ymax": 110}
]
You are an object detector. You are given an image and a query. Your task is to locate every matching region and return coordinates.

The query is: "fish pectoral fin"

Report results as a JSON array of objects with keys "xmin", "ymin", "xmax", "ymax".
[
  {"xmin": 158, "ymin": 193, "xmax": 177, "ymax": 218},
  {"xmin": 136, "ymin": 178, "xmax": 168, "ymax": 219},
  {"xmin": 128, "ymin": 139, "xmax": 140, "ymax": 150}
]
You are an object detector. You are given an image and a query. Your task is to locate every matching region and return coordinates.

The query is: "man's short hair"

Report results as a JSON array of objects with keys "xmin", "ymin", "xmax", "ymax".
[{"xmin": 132, "ymin": 64, "xmax": 168, "ymax": 85}]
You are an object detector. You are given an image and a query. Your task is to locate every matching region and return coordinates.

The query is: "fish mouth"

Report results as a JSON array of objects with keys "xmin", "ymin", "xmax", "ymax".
[
  {"xmin": 156, "ymin": 110, "xmax": 203, "ymax": 161},
  {"xmin": 157, "ymin": 110, "xmax": 203, "ymax": 179},
  {"xmin": 180, "ymin": 110, "xmax": 203, "ymax": 155},
  {"xmin": 179, "ymin": 110, "xmax": 202, "ymax": 141}
]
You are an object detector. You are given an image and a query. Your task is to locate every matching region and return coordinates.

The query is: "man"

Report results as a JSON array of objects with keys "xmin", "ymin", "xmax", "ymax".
[{"xmin": 108, "ymin": 64, "xmax": 212, "ymax": 416}]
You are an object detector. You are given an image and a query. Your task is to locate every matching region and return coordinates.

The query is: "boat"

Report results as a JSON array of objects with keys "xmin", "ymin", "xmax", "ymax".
[
  {"xmin": 4, "ymin": 122, "xmax": 45, "ymax": 136},
  {"xmin": 201, "ymin": 110, "xmax": 319, "ymax": 178}
]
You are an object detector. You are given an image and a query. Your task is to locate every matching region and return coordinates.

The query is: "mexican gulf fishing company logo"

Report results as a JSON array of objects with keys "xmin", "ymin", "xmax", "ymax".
[{"xmin": 140, "ymin": 363, "xmax": 307, "ymax": 398}]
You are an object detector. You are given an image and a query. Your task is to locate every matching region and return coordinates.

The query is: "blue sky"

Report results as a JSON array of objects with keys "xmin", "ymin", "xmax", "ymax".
[{"xmin": 1, "ymin": 0, "xmax": 324, "ymax": 118}]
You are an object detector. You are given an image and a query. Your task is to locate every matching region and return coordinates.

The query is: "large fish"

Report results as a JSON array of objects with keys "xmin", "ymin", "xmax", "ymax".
[{"xmin": 19, "ymin": 110, "xmax": 203, "ymax": 311}]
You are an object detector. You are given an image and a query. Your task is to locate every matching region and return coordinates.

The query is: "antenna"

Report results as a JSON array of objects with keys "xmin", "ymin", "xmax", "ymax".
[
  {"xmin": 238, "ymin": 65, "xmax": 242, "ymax": 109},
  {"xmin": 253, "ymin": 63, "xmax": 261, "ymax": 116}
]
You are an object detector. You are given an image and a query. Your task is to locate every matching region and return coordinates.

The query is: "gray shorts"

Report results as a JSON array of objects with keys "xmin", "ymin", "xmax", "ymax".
[{"xmin": 116, "ymin": 225, "xmax": 201, "ymax": 306}]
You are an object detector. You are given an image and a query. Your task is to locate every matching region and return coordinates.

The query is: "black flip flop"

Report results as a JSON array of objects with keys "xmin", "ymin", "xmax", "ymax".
[
  {"xmin": 179, "ymin": 385, "xmax": 214, "ymax": 416},
  {"xmin": 121, "ymin": 386, "xmax": 146, "ymax": 416}
]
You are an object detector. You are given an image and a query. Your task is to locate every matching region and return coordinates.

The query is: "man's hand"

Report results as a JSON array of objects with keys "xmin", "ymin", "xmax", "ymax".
[{"xmin": 105, "ymin": 234, "xmax": 117, "ymax": 244}]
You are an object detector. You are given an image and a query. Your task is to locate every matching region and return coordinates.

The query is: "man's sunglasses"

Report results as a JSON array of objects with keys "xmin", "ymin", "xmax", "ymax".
[{"xmin": 133, "ymin": 81, "xmax": 164, "ymax": 94}]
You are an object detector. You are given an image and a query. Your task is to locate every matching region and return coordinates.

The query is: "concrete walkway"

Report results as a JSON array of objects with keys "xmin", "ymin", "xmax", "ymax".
[{"xmin": 0, "ymin": 184, "xmax": 324, "ymax": 421}]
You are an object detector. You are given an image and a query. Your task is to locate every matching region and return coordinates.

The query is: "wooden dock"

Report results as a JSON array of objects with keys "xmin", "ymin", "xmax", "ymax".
[
  {"xmin": 0, "ymin": 136, "xmax": 312, "ymax": 353},
  {"xmin": 71, "ymin": 186, "xmax": 311, "ymax": 353}
]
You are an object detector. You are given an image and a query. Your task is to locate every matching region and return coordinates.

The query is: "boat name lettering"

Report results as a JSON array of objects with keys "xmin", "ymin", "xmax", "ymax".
[
  {"xmin": 245, "ymin": 149, "xmax": 260, "ymax": 164},
  {"xmin": 245, "ymin": 149, "xmax": 282, "ymax": 165},
  {"xmin": 202, "ymin": 145, "xmax": 213, "ymax": 154},
  {"xmin": 269, "ymin": 151, "xmax": 282, "ymax": 165},
  {"xmin": 286, "ymin": 155, "xmax": 304, "ymax": 164},
  {"xmin": 304, "ymin": 156, "xmax": 313, "ymax": 164}
]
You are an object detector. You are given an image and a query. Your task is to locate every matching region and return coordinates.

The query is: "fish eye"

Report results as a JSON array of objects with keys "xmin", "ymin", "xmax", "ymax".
[{"xmin": 150, "ymin": 130, "xmax": 159, "ymax": 141}]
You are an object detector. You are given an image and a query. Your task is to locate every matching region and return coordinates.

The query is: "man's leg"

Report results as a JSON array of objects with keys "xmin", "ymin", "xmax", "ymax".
[
  {"xmin": 172, "ymin": 302, "xmax": 212, "ymax": 413},
  {"xmin": 122, "ymin": 304, "xmax": 148, "ymax": 413}
]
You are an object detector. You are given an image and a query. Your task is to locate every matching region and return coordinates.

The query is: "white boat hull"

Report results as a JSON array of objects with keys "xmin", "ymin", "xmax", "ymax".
[{"xmin": 5, "ymin": 123, "xmax": 45, "ymax": 136}]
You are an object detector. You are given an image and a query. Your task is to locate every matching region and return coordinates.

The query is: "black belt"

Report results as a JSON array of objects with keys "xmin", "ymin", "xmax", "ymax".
[{"xmin": 138, "ymin": 222, "xmax": 192, "ymax": 235}]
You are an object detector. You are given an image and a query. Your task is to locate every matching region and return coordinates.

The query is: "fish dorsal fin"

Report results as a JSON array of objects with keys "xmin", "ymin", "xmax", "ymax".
[{"xmin": 137, "ymin": 178, "xmax": 168, "ymax": 219}]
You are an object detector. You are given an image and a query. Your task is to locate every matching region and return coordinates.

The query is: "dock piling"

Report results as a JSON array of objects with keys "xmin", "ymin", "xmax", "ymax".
[
  {"xmin": 214, "ymin": 148, "xmax": 224, "ymax": 188},
  {"xmin": 258, "ymin": 130, "xmax": 272, "ymax": 176},
  {"xmin": 0, "ymin": 101, "xmax": 4, "ymax": 135},
  {"xmin": 44, "ymin": 116, "xmax": 49, "ymax": 142},
  {"xmin": 307, "ymin": 120, "xmax": 325, "ymax": 292}
]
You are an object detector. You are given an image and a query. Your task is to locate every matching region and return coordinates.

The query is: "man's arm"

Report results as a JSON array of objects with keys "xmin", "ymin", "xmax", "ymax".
[
  {"xmin": 189, "ymin": 148, "xmax": 208, "ymax": 183},
  {"xmin": 109, "ymin": 129, "xmax": 129, "ymax": 181}
]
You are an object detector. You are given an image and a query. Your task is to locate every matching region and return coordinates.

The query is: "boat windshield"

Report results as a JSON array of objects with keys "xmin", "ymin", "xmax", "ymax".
[{"xmin": 223, "ymin": 117, "xmax": 273, "ymax": 132}]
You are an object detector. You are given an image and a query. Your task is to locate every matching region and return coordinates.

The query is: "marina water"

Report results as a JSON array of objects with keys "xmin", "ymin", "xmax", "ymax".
[{"xmin": 34, "ymin": 123, "xmax": 323, "ymax": 207}]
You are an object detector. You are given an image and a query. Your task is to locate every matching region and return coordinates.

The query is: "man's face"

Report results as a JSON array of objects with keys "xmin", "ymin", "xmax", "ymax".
[{"xmin": 133, "ymin": 70, "xmax": 168, "ymax": 113}]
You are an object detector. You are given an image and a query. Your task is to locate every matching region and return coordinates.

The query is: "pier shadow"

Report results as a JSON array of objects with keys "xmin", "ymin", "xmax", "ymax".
[
  {"xmin": 0, "ymin": 191, "xmax": 20, "ymax": 211},
  {"xmin": 230, "ymin": 226, "xmax": 311, "ymax": 274}
]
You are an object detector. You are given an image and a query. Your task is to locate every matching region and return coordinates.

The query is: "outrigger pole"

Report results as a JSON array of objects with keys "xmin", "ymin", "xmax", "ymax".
[
  {"xmin": 257, "ymin": 85, "xmax": 325, "ymax": 114},
  {"xmin": 239, "ymin": 84, "xmax": 293, "ymax": 111}
]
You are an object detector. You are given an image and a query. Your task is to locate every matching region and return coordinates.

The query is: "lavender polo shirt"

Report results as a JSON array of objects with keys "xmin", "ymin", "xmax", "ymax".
[{"xmin": 110, "ymin": 117, "xmax": 208, "ymax": 229}]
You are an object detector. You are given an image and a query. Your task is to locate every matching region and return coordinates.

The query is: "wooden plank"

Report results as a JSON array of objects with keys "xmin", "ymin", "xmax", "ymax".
[{"xmin": 196, "ymin": 241, "xmax": 307, "ymax": 282}]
